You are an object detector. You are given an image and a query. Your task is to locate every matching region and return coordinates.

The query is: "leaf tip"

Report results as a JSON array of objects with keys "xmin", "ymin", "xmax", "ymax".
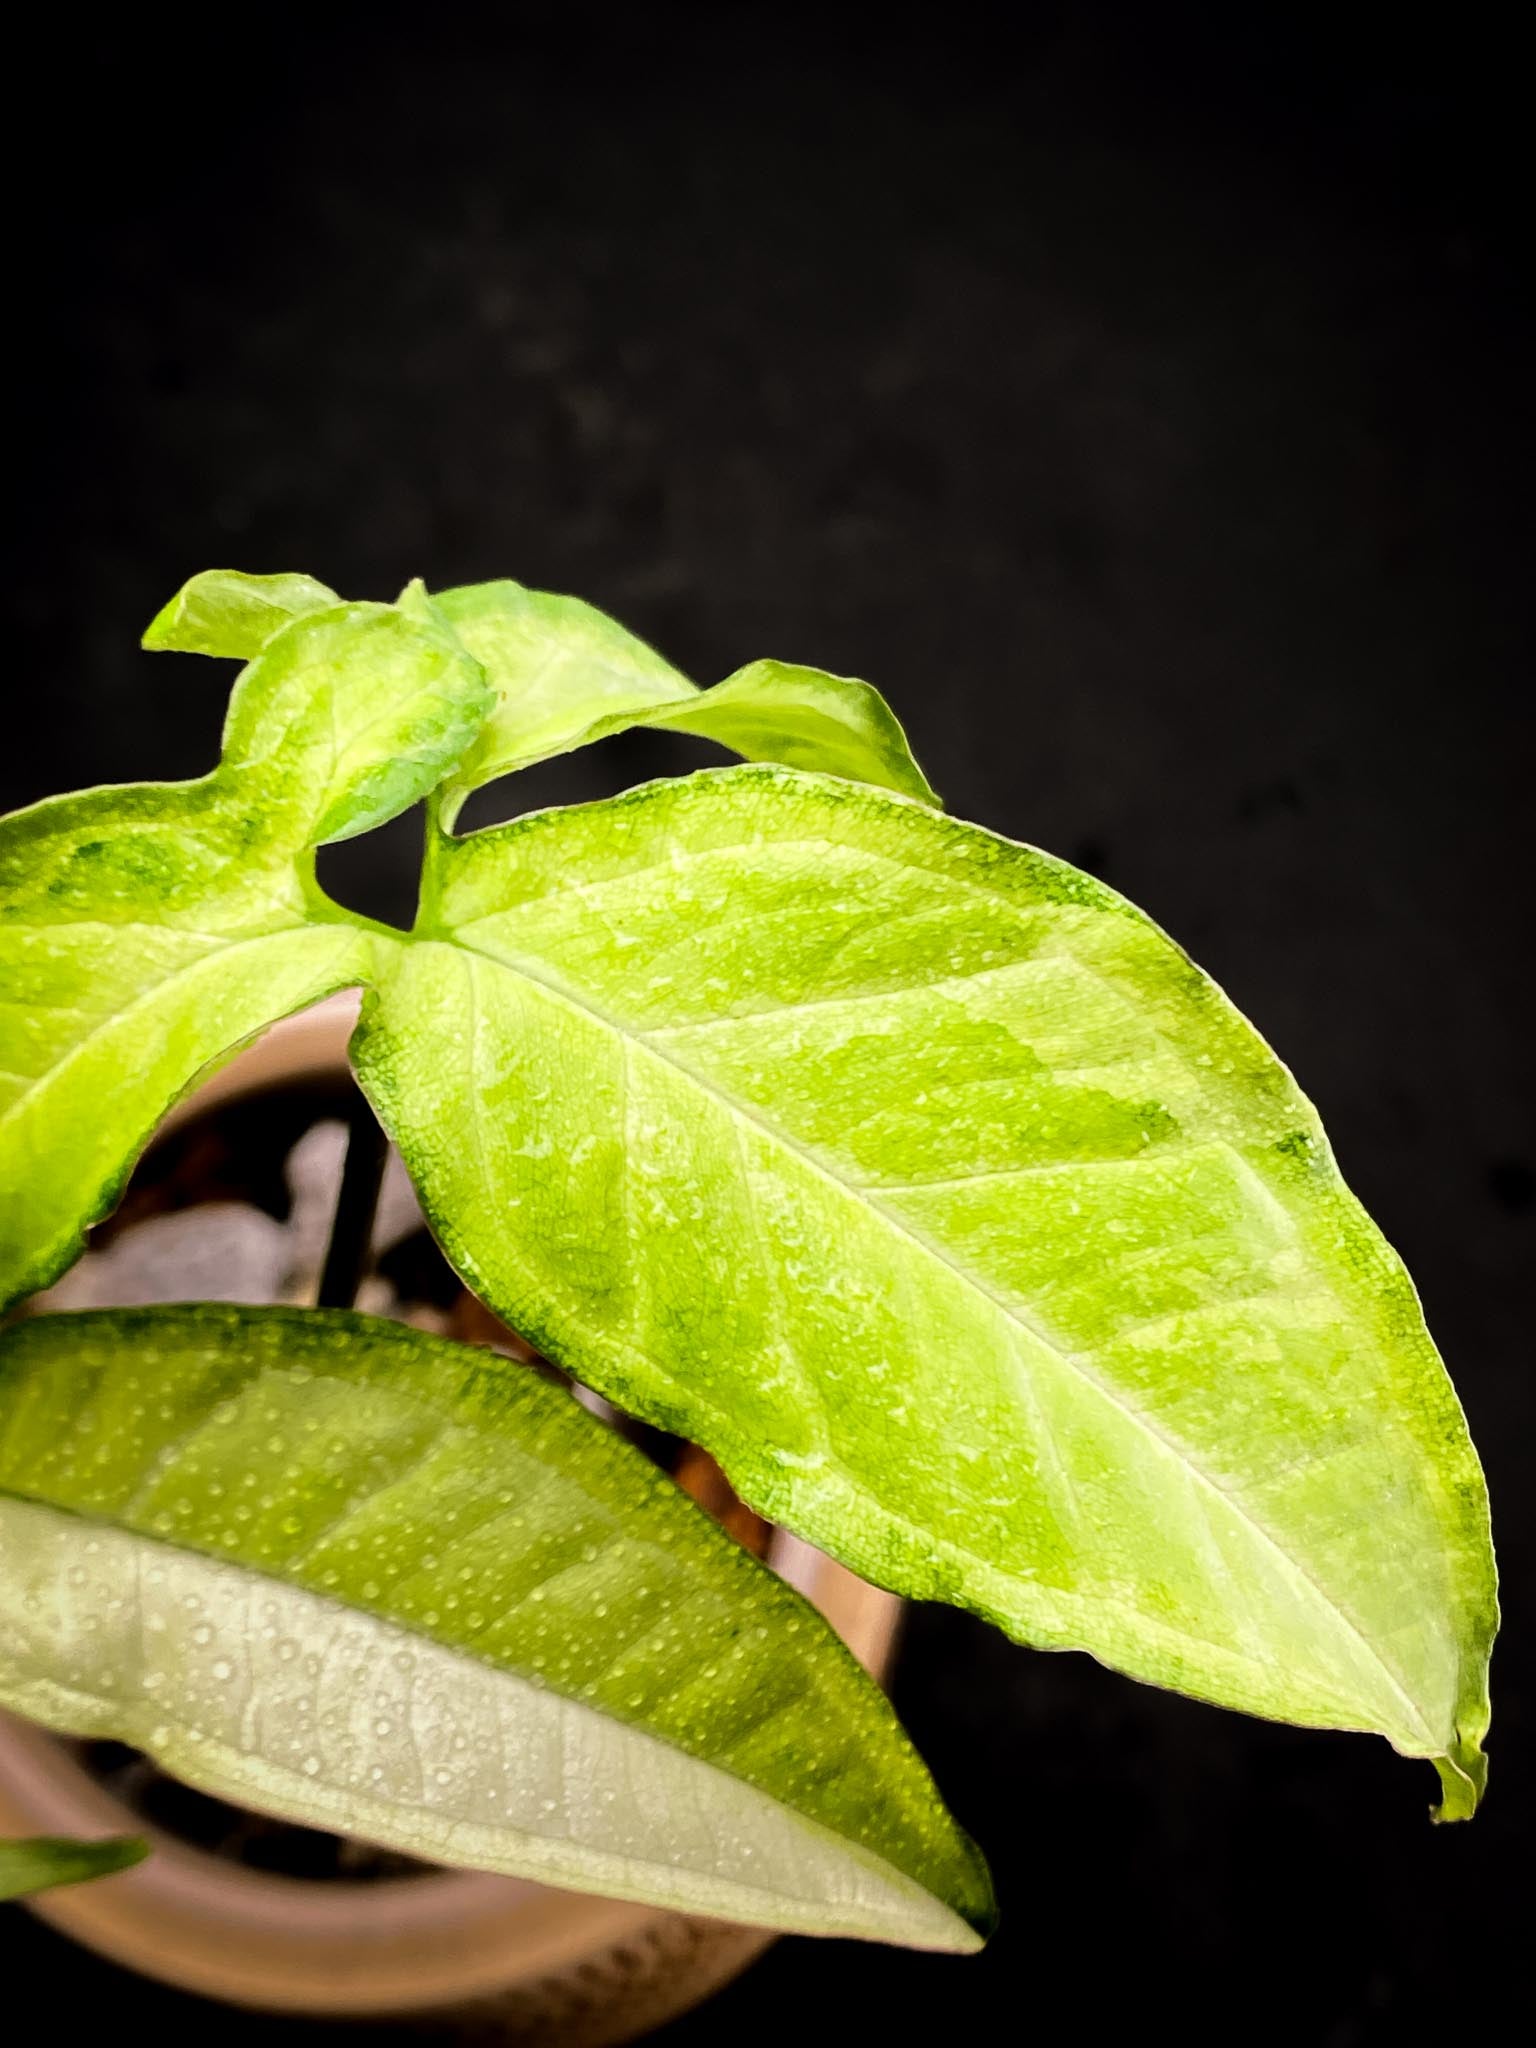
[
  {"xmin": 140, "ymin": 590, "xmax": 188, "ymax": 652},
  {"xmin": 1430, "ymin": 1735, "xmax": 1487, "ymax": 1822},
  {"xmin": 928, "ymin": 1832, "xmax": 998, "ymax": 1951},
  {"xmin": 958, "ymin": 1885, "xmax": 1000, "ymax": 1951}
]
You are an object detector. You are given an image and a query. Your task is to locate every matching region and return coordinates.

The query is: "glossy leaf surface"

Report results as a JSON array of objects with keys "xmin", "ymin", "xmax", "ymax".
[
  {"xmin": 0, "ymin": 1309, "xmax": 991, "ymax": 1946},
  {"xmin": 358, "ymin": 765, "xmax": 1495, "ymax": 1812}
]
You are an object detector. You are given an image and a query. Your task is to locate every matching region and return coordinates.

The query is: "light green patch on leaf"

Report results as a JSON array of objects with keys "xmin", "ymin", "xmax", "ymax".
[
  {"xmin": 143, "ymin": 570, "xmax": 341, "ymax": 659},
  {"xmin": 0, "ymin": 1834, "xmax": 148, "ymax": 1903},
  {"xmin": 0, "ymin": 1308, "xmax": 992, "ymax": 1948},
  {"xmin": 435, "ymin": 581, "xmax": 695, "ymax": 818},
  {"xmin": 355, "ymin": 764, "xmax": 1496, "ymax": 1812},
  {"xmin": 432, "ymin": 583, "xmax": 936, "ymax": 817},
  {"xmin": 0, "ymin": 777, "xmax": 379, "ymax": 1310},
  {"xmin": 0, "ymin": 587, "xmax": 505, "ymax": 1309}
]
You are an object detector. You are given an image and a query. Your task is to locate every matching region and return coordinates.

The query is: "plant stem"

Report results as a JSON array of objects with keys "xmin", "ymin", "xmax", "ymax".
[
  {"xmin": 414, "ymin": 786, "xmax": 452, "ymax": 935},
  {"xmin": 316, "ymin": 1098, "xmax": 389, "ymax": 1309}
]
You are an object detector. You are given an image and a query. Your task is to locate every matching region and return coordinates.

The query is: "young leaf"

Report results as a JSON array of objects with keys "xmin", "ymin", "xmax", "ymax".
[
  {"xmin": 435, "ymin": 581, "xmax": 697, "ymax": 815},
  {"xmin": 572, "ymin": 659, "xmax": 940, "ymax": 808},
  {"xmin": 0, "ymin": 1308, "xmax": 993, "ymax": 1949},
  {"xmin": 0, "ymin": 590, "xmax": 498, "ymax": 1309},
  {"xmin": 143, "ymin": 570, "xmax": 341, "ymax": 659},
  {"xmin": 357, "ymin": 764, "xmax": 1496, "ymax": 1814},
  {"xmin": 0, "ymin": 1835, "xmax": 148, "ymax": 1903},
  {"xmin": 432, "ymin": 582, "xmax": 936, "ymax": 816},
  {"xmin": 218, "ymin": 602, "xmax": 495, "ymax": 845}
]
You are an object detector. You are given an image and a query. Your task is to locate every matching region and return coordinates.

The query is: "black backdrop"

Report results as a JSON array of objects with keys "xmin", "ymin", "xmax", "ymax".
[{"xmin": 4, "ymin": 6, "xmax": 1531, "ymax": 2042}]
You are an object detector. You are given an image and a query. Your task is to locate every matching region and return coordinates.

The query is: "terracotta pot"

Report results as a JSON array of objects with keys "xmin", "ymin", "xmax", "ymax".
[{"xmin": 0, "ymin": 994, "xmax": 903, "ymax": 2043}]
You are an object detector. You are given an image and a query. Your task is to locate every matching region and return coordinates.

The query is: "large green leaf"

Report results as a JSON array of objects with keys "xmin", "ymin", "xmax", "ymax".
[
  {"xmin": 0, "ymin": 1835, "xmax": 148, "ymax": 1903},
  {"xmin": 0, "ymin": 1308, "xmax": 992, "ymax": 1947},
  {"xmin": 357, "ymin": 765, "xmax": 1496, "ymax": 1813},
  {"xmin": 0, "ymin": 594, "xmax": 494, "ymax": 1310},
  {"xmin": 433, "ymin": 582, "xmax": 936, "ymax": 817}
]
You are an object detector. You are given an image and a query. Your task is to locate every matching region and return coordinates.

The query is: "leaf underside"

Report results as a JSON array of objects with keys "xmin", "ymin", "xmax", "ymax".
[{"xmin": 0, "ymin": 1309, "xmax": 991, "ymax": 1947}]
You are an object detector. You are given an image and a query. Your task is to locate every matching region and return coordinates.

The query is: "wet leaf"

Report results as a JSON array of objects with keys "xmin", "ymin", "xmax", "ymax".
[
  {"xmin": 0, "ymin": 1308, "xmax": 991, "ymax": 1946},
  {"xmin": 359, "ymin": 764, "xmax": 1496, "ymax": 1813}
]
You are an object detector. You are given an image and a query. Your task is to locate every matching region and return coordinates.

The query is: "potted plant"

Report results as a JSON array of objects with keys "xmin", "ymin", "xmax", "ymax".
[{"xmin": 0, "ymin": 570, "xmax": 1496, "ymax": 2034}]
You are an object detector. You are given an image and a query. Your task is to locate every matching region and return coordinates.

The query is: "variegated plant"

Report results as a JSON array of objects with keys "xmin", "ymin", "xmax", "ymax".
[{"xmin": 0, "ymin": 570, "xmax": 1496, "ymax": 1943}]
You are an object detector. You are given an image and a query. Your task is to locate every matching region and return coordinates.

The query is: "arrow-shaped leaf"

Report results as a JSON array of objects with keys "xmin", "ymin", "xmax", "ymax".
[
  {"xmin": 0, "ymin": 1308, "xmax": 992, "ymax": 1948},
  {"xmin": 0, "ymin": 592, "xmax": 494, "ymax": 1310},
  {"xmin": 357, "ymin": 764, "xmax": 1496, "ymax": 1812}
]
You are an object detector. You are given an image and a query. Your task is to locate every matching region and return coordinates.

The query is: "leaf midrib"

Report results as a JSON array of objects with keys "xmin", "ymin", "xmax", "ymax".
[{"xmin": 440, "ymin": 927, "xmax": 1436, "ymax": 1747}]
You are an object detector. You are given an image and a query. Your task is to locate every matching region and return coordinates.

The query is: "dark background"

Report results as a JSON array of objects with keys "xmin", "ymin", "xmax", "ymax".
[{"xmin": 4, "ymin": 4, "xmax": 1530, "ymax": 2041}]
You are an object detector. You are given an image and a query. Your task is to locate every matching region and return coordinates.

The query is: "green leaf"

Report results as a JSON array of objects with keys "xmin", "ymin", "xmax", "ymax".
[
  {"xmin": 0, "ymin": 1308, "xmax": 992, "ymax": 1948},
  {"xmin": 143, "ymin": 570, "xmax": 341, "ymax": 659},
  {"xmin": 575, "ymin": 659, "xmax": 940, "ymax": 808},
  {"xmin": 0, "ymin": 778, "xmax": 377, "ymax": 1310},
  {"xmin": 219, "ymin": 603, "xmax": 495, "ymax": 845},
  {"xmin": 433, "ymin": 582, "xmax": 936, "ymax": 817},
  {"xmin": 356, "ymin": 764, "xmax": 1496, "ymax": 1812},
  {"xmin": 0, "ymin": 1834, "xmax": 148, "ymax": 1903},
  {"xmin": 0, "ymin": 589, "xmax": 500, "ymax": 1310},
  {"xmin": 435, "ymin": 581, "xmax": 696, "ymax": 815}
]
